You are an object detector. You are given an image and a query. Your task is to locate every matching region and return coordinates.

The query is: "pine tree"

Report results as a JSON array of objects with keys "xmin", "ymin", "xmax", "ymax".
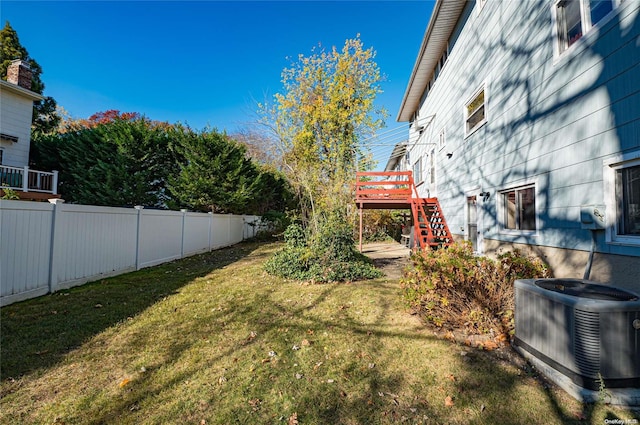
[{"xmin": 0, "ymin": 21, "xmax": 59, "ymax": 134}]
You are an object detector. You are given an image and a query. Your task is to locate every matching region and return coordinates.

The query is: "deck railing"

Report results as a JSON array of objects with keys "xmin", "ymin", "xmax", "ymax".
[
  {"xmin": 0, "ymin": 165, "xmax": 58, "ymax": 194},
  {"xmin": 355, "ymin": 171, "xmax": 414, "ymax": 200}
]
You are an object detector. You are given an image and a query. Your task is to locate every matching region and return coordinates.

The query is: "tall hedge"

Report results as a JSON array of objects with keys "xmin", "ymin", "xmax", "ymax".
[{"xmin": 30, "ymin": 118, "xmax": 293, "ymax": 214}]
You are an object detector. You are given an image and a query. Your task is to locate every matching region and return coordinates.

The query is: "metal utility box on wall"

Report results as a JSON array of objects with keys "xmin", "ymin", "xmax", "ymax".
[{"xmin": 580, "ymin": 205, "xmax": 606, "ymax": 230}]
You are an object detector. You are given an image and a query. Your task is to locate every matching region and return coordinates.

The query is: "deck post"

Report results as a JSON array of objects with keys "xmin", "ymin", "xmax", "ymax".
[{"xmin": 359, "ymin": 205, "xmax": 363, "ymax": 252}]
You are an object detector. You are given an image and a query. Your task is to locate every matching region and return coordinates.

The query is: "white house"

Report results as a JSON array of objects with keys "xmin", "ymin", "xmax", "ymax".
[
  {"xmin": 396, "ymin": 0, "xmax": 640, "ymax": 292},
  {"xmin": 1, "ymin": 59, "xmax": 58, "ymax": 199}
]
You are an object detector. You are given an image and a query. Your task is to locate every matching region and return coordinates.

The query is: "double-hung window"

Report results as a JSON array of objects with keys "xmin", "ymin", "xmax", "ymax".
[
  {"xmin": 555, "ymin": 0, "xmax": 615, "ymax": 54},
  {"xmin": 502, "ymin": 185, "xmax": 536, "ymax": 232},
  {"xmin": 465, "ymin": 86, "xmax": 486, "ymax": 137}
]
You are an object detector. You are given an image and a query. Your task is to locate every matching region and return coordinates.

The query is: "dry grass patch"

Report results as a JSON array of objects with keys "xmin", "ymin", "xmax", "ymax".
[{"xmin": 1, "ymin": 242, "xmax": 638, "ymax": 424}]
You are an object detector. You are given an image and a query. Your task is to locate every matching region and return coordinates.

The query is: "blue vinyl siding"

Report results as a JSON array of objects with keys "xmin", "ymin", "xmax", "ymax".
[{"xmin": 407, "ymin": 0, "xmax": 640, "ymax": 257}]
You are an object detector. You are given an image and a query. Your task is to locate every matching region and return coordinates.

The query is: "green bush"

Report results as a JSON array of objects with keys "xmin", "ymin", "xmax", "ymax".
[
  {"xmin": 400, "ymin": 241, "xmax": 550, "ymax": 337},
  {"xmin": 265, "ymin": 217, "xmax": 382, "ymax": 283}
]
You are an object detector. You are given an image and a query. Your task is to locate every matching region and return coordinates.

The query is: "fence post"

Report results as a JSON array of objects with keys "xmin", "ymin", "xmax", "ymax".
[
  {"xmin": 208, "ymin": 212, "xmax": 213, "ymax": 252},
  {"xmin": 180, "ymin": 209, "xmax": 188, "ymax": 258},
  {"xmin": 134, "ymin": 206, "xmax": 144, "ymax": 270},
  {"xmin": 47, "ymin": 198, "xmax": 65, "ymax": 293}
]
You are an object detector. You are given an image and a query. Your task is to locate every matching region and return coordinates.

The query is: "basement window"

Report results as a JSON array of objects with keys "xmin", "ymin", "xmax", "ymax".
[
  {"xmin": 502, "ymin": 185, "xmax": 536, "ymax": 232},
  {"xmin": 616, "ymin": 164, "xmax": 640, "ymax": 236}
]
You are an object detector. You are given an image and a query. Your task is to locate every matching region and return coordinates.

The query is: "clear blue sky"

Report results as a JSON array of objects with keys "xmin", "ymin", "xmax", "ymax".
[{"xmin": 2, "ymin": 1, "xmax": 433, "ymax": 165}]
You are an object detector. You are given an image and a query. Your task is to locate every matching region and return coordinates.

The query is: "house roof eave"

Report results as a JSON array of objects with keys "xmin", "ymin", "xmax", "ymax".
[
  {"xmin": 397, "ymin": 0, "xmax": 467, "ymax": 122},
  {"xmin": 0, "ymin": 79, "xmax": 45, "ymax": 101}
]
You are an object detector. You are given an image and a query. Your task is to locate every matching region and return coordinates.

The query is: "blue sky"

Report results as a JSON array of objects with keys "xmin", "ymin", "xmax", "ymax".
[{"xmin": 3, "ymin": 1, "xmax": 433, "ymax": 165}]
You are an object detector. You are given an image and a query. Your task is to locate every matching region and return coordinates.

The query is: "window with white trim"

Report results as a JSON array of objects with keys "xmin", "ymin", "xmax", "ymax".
[
  {"xmin": 615, "ymin": 164, "xmax": 640, "ymax": 236},
  {"xmin": 437, "ymin": 128, "xmax": 445, "ymax": 151},
  {"xmin": 413, "ymin": 157, "xmax": 423, "ymax": 185},
  {"xmin": 465, "ymin": 86, "xmax": 486, "ymax": 136},
  {"xmin": 555, "ymin": 0, "xmax": 615, "ymax": 54},
  {"xmin": 502, "ymin": 185, "xmax": 536, "ymax": 231}
]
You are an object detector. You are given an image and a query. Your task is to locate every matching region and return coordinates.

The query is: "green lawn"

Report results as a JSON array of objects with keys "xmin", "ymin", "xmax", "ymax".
[{"xmin": 1, "ymin": 242, "xmax": 638, "ymax": 424}]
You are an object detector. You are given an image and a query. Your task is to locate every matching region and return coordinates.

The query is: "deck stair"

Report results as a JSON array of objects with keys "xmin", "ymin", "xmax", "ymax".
[{"xmin": 355, "ymin": 171, "xmax": 453, "ymax": 250}]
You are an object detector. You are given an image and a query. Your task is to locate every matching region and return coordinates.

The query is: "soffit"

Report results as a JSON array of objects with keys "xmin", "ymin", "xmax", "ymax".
[{"xmin": 397, "ymin": 0, "xmax": 467, "ymax": 122}]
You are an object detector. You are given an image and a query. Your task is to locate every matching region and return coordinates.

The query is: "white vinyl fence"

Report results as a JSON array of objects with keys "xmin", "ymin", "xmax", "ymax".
[{"xmin": 0, "ymin": 200, "xmax": 262, "ymax": 306}]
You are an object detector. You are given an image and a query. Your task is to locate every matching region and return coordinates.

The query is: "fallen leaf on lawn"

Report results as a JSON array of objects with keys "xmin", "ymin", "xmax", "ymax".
[
  {"xmin": 200, "ymin": 420, "xmax": 206, "ymax": 425},
  {"xmin": 447, "ymin": 374, "xmax": 456, "ymax": 381},
  {"xmin": 295, "ymin": 373, "xmax": 303, "ymax": 379},
  {"xmin": 313, "ymin": 361, "xmax": 323, "ymax": 370},
  {"xmin": 288, "ymin": 412, "xmax": 299, "ymax": 425},
  {"xmin": 292, "ymin": 345, "xmax": 300, "ymax": 351},
  {"xmin": 218, "ymin": 376, "xmax": 227, "ymax": 384},
  {"xmin": 327, "ymin": 379, "xmax": 335, "ymax": 383},
  {"xmin": 301, "ymin": 339, "xmax": 311, "ymax": 346},
  {"xmin": 306, "ymin": 329, "xmax": 314, "ymax": 335},
  {"xmin": 94, "ymin": 304, "xmax": 103, "ymax": 308},
  {"xmin": 248, "ymin": 398, "xmax": 261, "ymax": 411},
  {"xmin": 445, "ymin": 396, "xmax": 454, "ymax": 407},
  {"xmin": 268, "ymin": 351, "xmax": 277, "ymax": 357},
  {"xmin": 119, "ymin": 378, "xmax": 131, "ymax": 388},
  {"xmin": 483, "ymin": 341, "xmax": 498, "ymax": 350},
  {"xmin": 248, "ymin": 331, "xmax": 257, "ymax": 341},
  {"xmin": 368, "ymin": 363, "xmax": 375, "ymax": 369},
  {"xmin": 261, "ymin": 358, "xmax": 270, "ymax": 364}
]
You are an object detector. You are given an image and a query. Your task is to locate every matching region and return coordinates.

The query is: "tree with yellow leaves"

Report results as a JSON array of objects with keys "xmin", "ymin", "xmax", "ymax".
[
  {"xmin": 261, "ymin": 35, "xmax": 386, "ymax": 230},
  {"xmin": 261, "ymin": 36, "xmax": 386, "ymax": 283}
]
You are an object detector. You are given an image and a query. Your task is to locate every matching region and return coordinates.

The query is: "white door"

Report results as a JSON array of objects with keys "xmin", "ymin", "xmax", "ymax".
[{"xmin": 466, "ymin": 195, "xmax": 483, "ymax": 254}]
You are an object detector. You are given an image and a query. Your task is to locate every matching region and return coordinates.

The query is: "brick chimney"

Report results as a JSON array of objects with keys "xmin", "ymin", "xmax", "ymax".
[{"xmin": 6, "ymin": 59, "xmax": 33, "ymax": 90}]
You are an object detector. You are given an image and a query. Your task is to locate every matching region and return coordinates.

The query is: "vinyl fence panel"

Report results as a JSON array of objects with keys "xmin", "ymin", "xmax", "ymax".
[
  {"xmin": 50, "ymin": 204, "xmax": 138, "ymax": 291},
  {"xmin": 0, "ymin": 200, "xmax": 53, "ymax": 305},
  {"xmin": 210, "ymin": 214, "xmax": 230, "ymax": 249},
  {"xmin": 137, "ymin": 209, "xmax": 183, "ymax": 269},
  {"xmin": 0, "ymin": 200, "xmax": 260, "ymax": 306},
  {"xmin": 182, "ymin": 212, "xmax": 211, "ymax": 256}
]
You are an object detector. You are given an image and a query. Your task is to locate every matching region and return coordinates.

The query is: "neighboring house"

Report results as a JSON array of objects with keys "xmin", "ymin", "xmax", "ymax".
[
  {"xmin": 397, "ymin": 0, "xmax": 640, "ymax": 291},
  {"xmin": 0, "ymin": 59, "xmax": 58, "ymax": 200},
  {"xmin": 384, "ymin": 143, "xmax": 408, "ymax": 174}
]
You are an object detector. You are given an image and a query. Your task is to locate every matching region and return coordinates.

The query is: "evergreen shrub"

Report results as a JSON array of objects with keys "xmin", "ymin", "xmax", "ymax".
[{"xmin": 265, "ymin": 216, "xmax": 382, "ymax": 283}]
